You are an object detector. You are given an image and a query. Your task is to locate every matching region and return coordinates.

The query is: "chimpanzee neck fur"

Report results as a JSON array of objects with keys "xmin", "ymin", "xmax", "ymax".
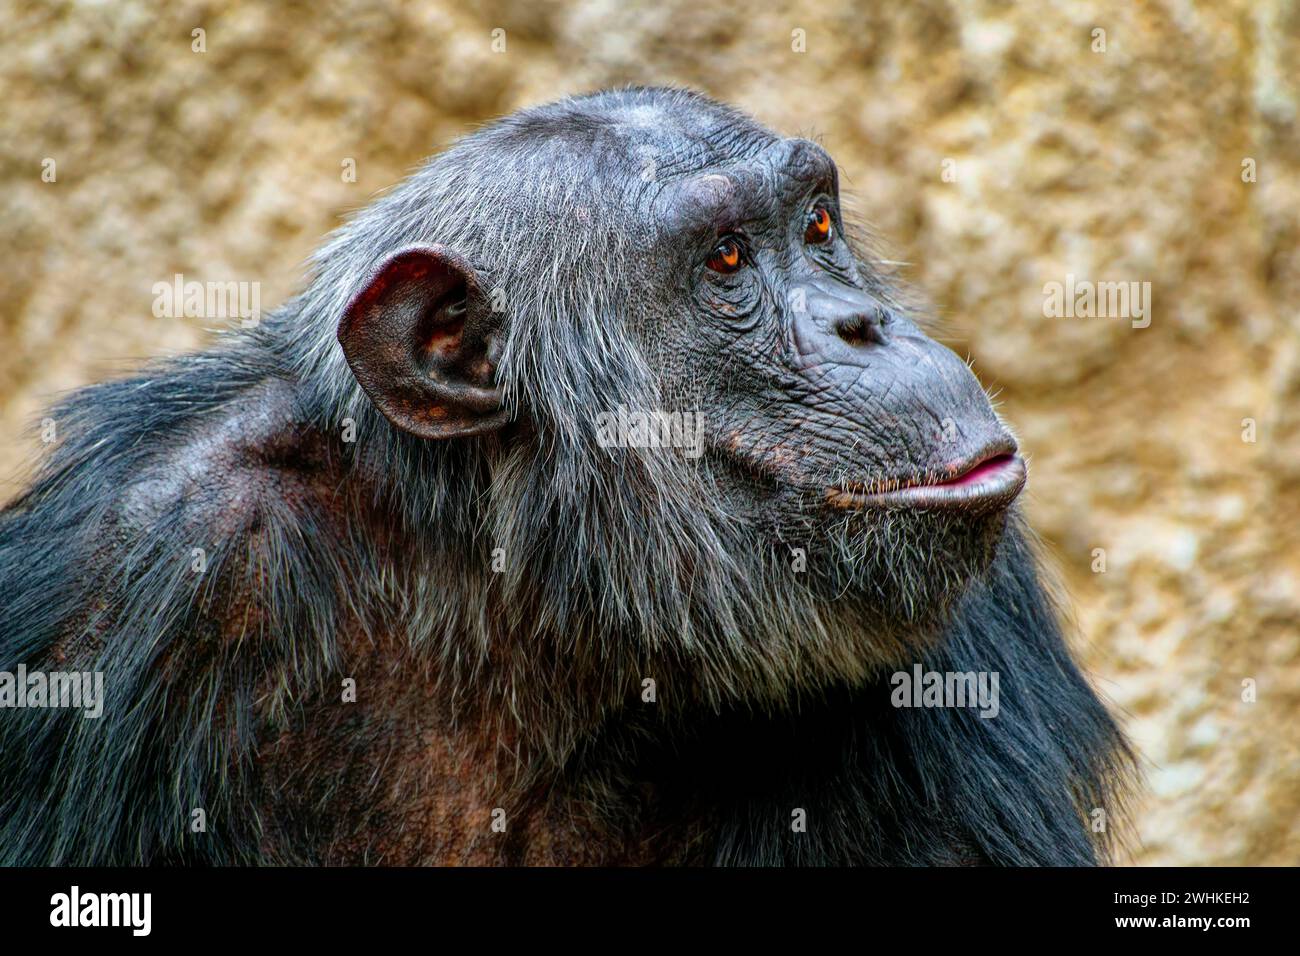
[{"xmin": 0, "ymin": 333, "xmax": 1134, "ymax": 865}]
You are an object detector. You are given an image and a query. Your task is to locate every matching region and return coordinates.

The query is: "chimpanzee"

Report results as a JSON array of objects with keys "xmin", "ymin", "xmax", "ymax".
[{"xmin": 0, "ymin": 87, "xmax": 1133, "ymax": 865}]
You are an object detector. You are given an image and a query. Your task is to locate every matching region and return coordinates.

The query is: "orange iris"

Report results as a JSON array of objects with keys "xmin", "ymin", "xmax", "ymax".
[
  {"xmin": 707, "ymin": 238, "xmax": 743, "ymax": 273},
  {"xmin": 806, "ymin": 206, "xmax": 832, "ymax": 243}
]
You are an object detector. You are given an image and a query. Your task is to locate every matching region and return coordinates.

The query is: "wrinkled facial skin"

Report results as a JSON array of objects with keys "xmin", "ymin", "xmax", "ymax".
[{"xmin": 645, "ymin": 137, "xmax": 1025, "ymax": 626}]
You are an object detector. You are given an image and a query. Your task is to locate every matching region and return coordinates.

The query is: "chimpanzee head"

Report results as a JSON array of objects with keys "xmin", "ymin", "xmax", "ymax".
[{"xmin": 323, "ymin": 88, "xmax": 1026, "ymax": 702}]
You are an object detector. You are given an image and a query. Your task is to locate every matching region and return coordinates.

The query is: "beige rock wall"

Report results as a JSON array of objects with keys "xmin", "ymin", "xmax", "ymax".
[{"xmin": 0, "ymin": 0, "xmax": 1296, "ymax": 864}]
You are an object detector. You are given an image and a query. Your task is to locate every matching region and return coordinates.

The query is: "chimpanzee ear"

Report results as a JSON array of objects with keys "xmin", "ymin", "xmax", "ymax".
[{"xmin": 338, "ymin": 244, "xmax": 508, "ymax": 440}]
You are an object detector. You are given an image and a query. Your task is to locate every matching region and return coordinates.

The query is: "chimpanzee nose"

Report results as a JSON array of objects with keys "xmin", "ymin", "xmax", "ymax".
[{"xmin": 801, "ymin": 281, "xmax": 890, "ymax": 347}]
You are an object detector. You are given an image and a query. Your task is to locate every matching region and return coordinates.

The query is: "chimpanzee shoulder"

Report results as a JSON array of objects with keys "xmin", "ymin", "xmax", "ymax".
[{"xmin": 0, "ymin": 348, "xmax": 361, "ymax": 864}]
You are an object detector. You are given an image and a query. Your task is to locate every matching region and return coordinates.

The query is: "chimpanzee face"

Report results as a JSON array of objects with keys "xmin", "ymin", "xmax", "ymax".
[{"xmin": 625, "ymin": 133, "xmax": 1024, "ymax": 606}]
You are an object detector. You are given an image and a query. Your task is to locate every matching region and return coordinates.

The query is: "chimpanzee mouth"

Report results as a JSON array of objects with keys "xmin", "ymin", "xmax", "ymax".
[{"xmin": 826, "ymin": 451, "xmax": 1026, "ymax": 513}]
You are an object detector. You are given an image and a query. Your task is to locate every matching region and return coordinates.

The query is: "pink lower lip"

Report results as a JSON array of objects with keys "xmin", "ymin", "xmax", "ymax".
[
  {"xmin": 827, "ymin": 452, "xmax": 1026, "ymax": 512},
  {"xmin": 939, "ymin": 453, "xmax": 1017, "ymax": 487}
]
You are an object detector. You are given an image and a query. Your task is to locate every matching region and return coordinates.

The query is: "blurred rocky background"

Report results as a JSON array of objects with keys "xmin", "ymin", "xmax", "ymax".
[{"xmin": 1, "ymin": 0, "xmax": 1296, "ymax": 864}]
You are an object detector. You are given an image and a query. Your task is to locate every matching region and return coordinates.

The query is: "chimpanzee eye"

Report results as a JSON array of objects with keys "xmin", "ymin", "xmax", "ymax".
[
  {"xmin": 805, "ymin": 205, "xmax": 833, "ymax": 244},
  {"xmin": 706, "ymin": 237, "xmax": 745, "ymax": 273}
]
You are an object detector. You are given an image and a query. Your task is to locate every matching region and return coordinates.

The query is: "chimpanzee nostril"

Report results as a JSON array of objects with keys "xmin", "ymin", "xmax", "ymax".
[
  {"xmin": 795, "ymin": 281, "xmax": 891, "ymax": 351},
  {"xmin": 833, "ymin": 305, "xmax": 888, "ymax": 346}
]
